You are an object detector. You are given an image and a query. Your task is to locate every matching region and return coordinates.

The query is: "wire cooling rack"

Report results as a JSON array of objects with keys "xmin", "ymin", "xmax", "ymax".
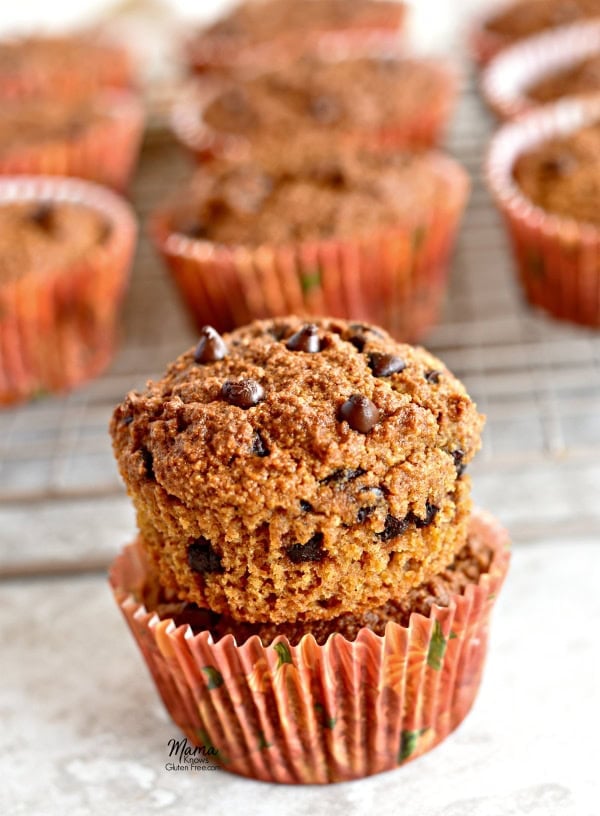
[{"xmin": 1, "ymin": 82, "xmax": 600, "ymax": 509}]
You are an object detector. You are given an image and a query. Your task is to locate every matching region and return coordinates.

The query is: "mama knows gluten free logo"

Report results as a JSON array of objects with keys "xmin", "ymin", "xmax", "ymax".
[{"xmin": 165, "ymin": 737, "xmax": 220, "ymax": 772}]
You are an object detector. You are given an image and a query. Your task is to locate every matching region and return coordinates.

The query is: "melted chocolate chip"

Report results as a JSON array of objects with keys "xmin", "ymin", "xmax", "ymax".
[
  {"xmin": 357, "ymin": 506, "xmax": 376, "ymax": 523},
  {"xmin": 378, "ymin": 514, "xmax": 409, "ymax": 542},
  {"xmin": 182, "ymin": 221, "xmax": 208, "ymax": 240},
  {"xmin": 368, "ymin": 352, "xmax": 406, "ymax": 378},
  {"xmin": 188, "ymin": 537, "xmax": 223, "ymax": 574},
  {"xmin": 347, "ymin": 334, "xmax": 366, "ymax": 352},
  {"xmin": 252, "ymin": 431, "xmax": 270, "ymax": 457},
  {"xmin": 140, "ymin": 447, "xmax": 155, "ymax": 480},
  {"xmin": 310, "ymin": 161, "xmax": 346, "ymax": 188},
  {"xmin": 541, "ymin": 153, "xmax": 576, "ymax": 176},
  {"xmin": 339, "ymin": 395, "xmax": 380, "ymax": 433},
  {"xmin": 29, "ymin": 202, "xmax": 54, "ymax": 231},
  {"xmin": 122, "ymin": 414, "xmax": 134, "ymax": 426},
  {"xmin": 349, "ymin": 323, "xmax": 385, "ymax": 338},
  {"xmin": 309, "ymin": 94, "xmax": 341, "ymax": 125},
  {"xmin": 321, "ymin": 467, "xmax": 366, "ymax": 485},
  {"xmin": 424, "ymin": 369, "xmax": 441, "ymax": 384},
  {"xmin": 285, "ymin": 324, "xmax": 321, "ymax": 353},
  {"xmin": 286, "ymin": 532, "xmax": 325, "ymax": 563},
  {"xmin": 452, "ymin": 449, "xmax": 466, "ymax": 477},
  {"xmin": 412, "ymin": 502, "xmax": 439, "ymax": 529},
  {"xmin": 221, "ymin": 378, "xmax": 264, "ymax": 409},
  {"xmin": 194, "ymin": 326, "xmax": 228, "ymax": 363}
]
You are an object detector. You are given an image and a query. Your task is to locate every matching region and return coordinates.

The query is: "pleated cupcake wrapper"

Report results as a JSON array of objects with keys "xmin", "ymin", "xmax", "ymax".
[
  {"xmin": 110, "ymin": 510, "xmax": 510, "ymax": 784},
  {"xmin": 486, "ymin": 95, "xmax": 600, "ymax": 327},
  {"xmin": 150, "ymin": 153, "xmax": 468, "ymax": 342},
  {"xmin": 0, "ymin": 91, "xmax": 145, "ymax": 193},
  {"xmin": 0, "ymin": 176, "xmax": 137, "ymax": 405},
  {"xmin": 482, "ymin": 20, "xmax": 600, "ymax": 121},
  {"xmin": 171, "ymin": 58, "xmax": 458, "ymax": 162}
]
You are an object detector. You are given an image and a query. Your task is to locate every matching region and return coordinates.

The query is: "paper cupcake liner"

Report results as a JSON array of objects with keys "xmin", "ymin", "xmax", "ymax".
[
  {"xmin": 486, "ymin": 95, "xmax": 600, "ymax": 327},
  {"xmin": 0, "ymin": 176, "xmax": 137, "ymax": 405},
  {"xmin": 0, "ymin": 35, "xmax": 134, "ymax": 102},
  {"xmin": 171, "ymin": 58, "xmax": 458, "ymax": 162},
  {"xmin": 149, "ymin": 152, "xmax": 469, "ymax": 342},
  {"xmin": 110, "ymin": 509, "xmax": 510, "ymax": 784},
  {"xmin": 482, "ymin": 20, "xmax": 600, "ymax": 120},
  {"xmin": 0, "ymin": 91, "xmax": 145, "ymax": 193}
]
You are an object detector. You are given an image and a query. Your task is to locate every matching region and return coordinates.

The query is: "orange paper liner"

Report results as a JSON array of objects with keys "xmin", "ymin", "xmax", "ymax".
[
  {"xmin": 0, "ymin": 176, "xmax": 137, "ymax": 406},
  {"xmin": 110, "ymin": 510, "xmax": 510, "ymax": 785},
  {"xmin": 171, "ymin": 57, "xmax": 458, "ymax": 162},
  {"xmin": 486, "ymin": 95, "xmax": 600, "ymax": 327},
  {"xmin": 481, "ymin": 20, "xmax": 600, "ymax": 121},
  {"xmin": 183, "ymin": 4, "xmax": 407, "ymax": 78},
  {"xmin": 149, "ymin": 152, "xmax": 469, "ymax": 343},
  {"xmin": 0, "ymin": 91, "xmax": 145, "ymax": 193}
]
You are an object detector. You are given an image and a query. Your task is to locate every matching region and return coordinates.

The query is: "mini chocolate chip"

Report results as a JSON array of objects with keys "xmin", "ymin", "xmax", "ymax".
[
  {"xmin": 194, "ymin": 326, "xmax": 228, "ymax": 363},
  {"xmin": 357, "ymin": 506, "xmax": 376, "ymax": 523},
  {"xmin": 321, "ymin": 467, "xmax": 366, "ymax": 485},
  {"xmin": 29, "ymin": 202, "xmax": 54, "ymax": 231},
  {"xmin": 452, "ymin": 449, "xmax": 466, "ymax": 477},
  {"xmin": 140, "ymin": 447, "xmax": 155, "ymax": 480},
  {"xmin": 349, "ymin": 323, "xmax": 385, "ymax": 338},
  {"xmin": 541, "ymin": 153, "xmax": 576, "ymax": 176},
  {"xmin": 348, "ymin": 334, "xmax": 366, "ymax": 352},
  {"xmin": 300, "ymin": 500, "xmax": 313, "ymax": 512},
  {"xmin": 221, "ymin": 378, "xmax": 264, "ymax": 409},
  {"xmin": 424, "ymin": 369, "xmax": 441, "ymax": 384},
  {"xmin": 286, "ymin": 532, "xmax": 325, "ymax": 563},
  {"xmin": 412, "ymin": 502, "xmax": 439, "ymax": 529},
  {"xmin": 309, "ymin": 94, "xmax": 341, "ymax": 124},
  {"xmin": 252, "ymin": 431, "xmax": 270, "ymax": 457},
  {"xmin": 285, "ymin": 324, "xmax": 321, "ymax": 353},
  {"xmin": 98, "ymin": 221, "xmax": 112, "ymax": 245},
  {"xmin": 368, "ymin": 352, "xmax": 406, "ymax": 378},
  {"xmin": 188, "ymin": 537, "xmax": 223, "ymax": 574},
  {"xmin": 122, "ymin": 414, "xmax": 134, "ymax": 426},
  {"xmin": 339, "ymin": 394, "xmax": 380, "ymax": 433},
  {"xmin": 378, "ymin": 514, "xmax": 409, "ymax": 542},
  {"xmin": 181, "ymin": 221, "xmax": 208, "ymax": 239}
]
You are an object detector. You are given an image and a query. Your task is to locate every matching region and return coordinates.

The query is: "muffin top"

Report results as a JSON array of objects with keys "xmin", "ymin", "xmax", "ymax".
[
  {"xmin": 484, "ymin": 0, "xmax": 600, "ymax": 41},
  {"xmin": 0, "ymin": 201, "xmax": 110, "ymax": 283},
  {"xmin": 111, "ymin": 317, "xmax": 484, "ymax": 622},
  {"xmin": 513, "ymin": 123, "xmax": 600, "ymax": 225},
  {"xmin": 0, "ymin": 97, "xmax": 105, "ymax": 152},
  {"xmin": 202, "ymin": 57, "xmax": 452, "ymax": 141},
  {"xmin": 526, "ymin": 54, "xmax": 600, "ymax": 105},
  {"xmin": 199, "ymin": 0, "xmax": 404, "ymax": 45},
  {"xmin": 167, "ymin": 147, "xmax": 460, "ymax": 246}
]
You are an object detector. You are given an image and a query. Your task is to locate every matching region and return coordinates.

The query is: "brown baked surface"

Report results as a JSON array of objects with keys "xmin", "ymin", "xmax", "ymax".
[
  {"xmin": 168, "ymin": 147, "xmax": 454, "ymax": 246},
  {"xmin": 527, "ymin": 54, "xmax": 600, "ymax": 104},
  {"xmin": 111, "ymin": 317, "xmax": 484, "ymax": 623},
  {"xmin": 203, "ymin": 57, "xmax": 451, "ymax": 141},
  {"xmin": 513, "ymin": 123, "xmax": 600, "ymax": 225},
  {"xmin": 484, "ymin": 0, "xmax": 600, "ymax": 41},
  {"xmin": 0, "ymin": 97, "xmax": 104, "ymax": 152},
  {"xmin": 144, "ymin": 533, "xmax": 493, "ymax": 645},
  {"xmin": 0, "ymin": 201, "xmax": 110, "ymax": 283},
  {"xmin": 200, "ymin": 0, "xmax": 404, "ymax": 45}
]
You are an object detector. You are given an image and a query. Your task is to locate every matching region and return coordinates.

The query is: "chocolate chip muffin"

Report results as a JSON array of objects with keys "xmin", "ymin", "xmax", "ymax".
[
  {"xmin": 111, "ymin": 317, "xmax": 484, "ymax": 623},
  {"xmin": 483, "ymin": 0, "xmax": 600, "ymax": 47}
]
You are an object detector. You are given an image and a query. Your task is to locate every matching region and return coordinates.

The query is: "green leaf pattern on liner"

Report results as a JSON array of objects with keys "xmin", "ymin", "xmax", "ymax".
[
  {"xmin": 273, "ymin": 641, "xmax": 293, "ymax": 668},
  {"xmin": 257, "ymin": 730, "xmax": 272, "ymax": 750},
  {"xmin": 194, "ymin": 728, "xmax": 228, "ymax": 764},
  {"xmin": 314, "ymin": 702, "xmax": 336, "ymax": 730},
  {"xmin": 398, "ymin": 728, "xmax": 429, "ymax": 763},
  {"xmin": 427, "ymin": 620, "xmax": 448, "ymax": 671},
  {"xmin": 299, "ymin": 267, "xmax": 321, "ymax": 294},
  {"xmin": 202, "ymin": 665, "xmax": 224, "ymax": 690}
]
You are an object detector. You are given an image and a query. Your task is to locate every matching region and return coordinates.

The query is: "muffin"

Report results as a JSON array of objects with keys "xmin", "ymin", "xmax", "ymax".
[
  {"xmin": 185, "ymin": 0, "xmax": 406, "ymax": 77},
  {"xmin": 481, "ymin": 20, "xmax": 600, "ymax": 120},
  {"xmin": 487, "ymin": 95, "xmax": 600, "ymax": 326},
  {"xmin": 0, "ymin": 176, "xmax": 137, "ymax": 405},
  {"xmin": 173, "ymin": 56, "xmax": 458, "ymax": 159},
  {"xmin": 109, "ymin": 317, "xmax": 510, "ymax": 783},
  {"xmin": 0, "ymin": 33, "xmax": 134, "ymax": 101},
  {"xmin": 149, "ymin": 145, "xmax": 469, "ymax": 342},
  {"xmin": 472, "ymin": 0, "xmax": 600, "ymax": 65},
  {"xmin": 0, "ymin": 91, "xmax": 144, "ymax": 192}
]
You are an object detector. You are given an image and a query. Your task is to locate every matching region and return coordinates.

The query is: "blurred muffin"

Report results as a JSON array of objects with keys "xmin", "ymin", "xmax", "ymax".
[
  {"xmin": 173, "ymin": 56, "xmax": 458, "ymax": 159},
  {"xmin": 0, "ymin": 177, "xmax": 137, "ymax": 405},
  {"xmin": 487, "ymin": 95, "xmax": 600, "ymax": 326},
  {"xmin": 0, "ymin": 33, "xmax": 135, "ymax": 101},
  {"xmin": 150, "ymin": 144, "xmax": 469, "ymax": 341},
  {"xmin": 0, "ymin": 91, "xmax": 144, "ymax": 191},
  {"xmin": 185, "ymin": 0, "xmax": 406, "ymax": 77},
  {"xmin": 472, "ymin": 0, "xmax": 600, "ymax": 65}
]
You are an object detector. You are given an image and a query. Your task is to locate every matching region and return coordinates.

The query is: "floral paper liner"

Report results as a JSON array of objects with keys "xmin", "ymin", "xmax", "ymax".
[
  {"xmin": 0, "ymin": 176, "xmax": 137, "ymax": 405},
  {"xmin": 486, "ymin": 95, "xmax": 600, "ymax": 327},
  {"xmin": 110, "ymin": 509, "xmax": 510, "ymax": 785},
  {"xmin": 0, "ymin": 91, "xmax": 145, "ymax": 193},
  {"xmin": 149, "ymin": 152, "xmax": 469, "ymax": 343},
  {"xmin": 482, "ymin": 20, "xmax": 600, "ymax": 120}
]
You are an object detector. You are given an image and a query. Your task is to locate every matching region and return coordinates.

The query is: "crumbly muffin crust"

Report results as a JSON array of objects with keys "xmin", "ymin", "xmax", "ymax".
[
  {"xmin": 111, "ymin": 317, "xmax": 484, "ymax": 623},
  {"xmin": 0, "ymin": 97, "xmax": 104, "ymax": 152},
  {"xmin": 527, "ymin": 54, "xmax": 600, "ymax": 105},
  {"xmin": 513, "ymin": 123, "xmax": 600, "ymax": 225},
  {"xmin": 484, "ymin": 0, "xmax": 600, "ymax": 41},
  {"xmin": 0, "ymin": 201, "xmax": 110, "ymax": 283}
]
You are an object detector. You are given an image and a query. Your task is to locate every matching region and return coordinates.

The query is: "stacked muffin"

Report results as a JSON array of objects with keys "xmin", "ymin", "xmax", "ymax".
[{"xmin": 110, "ymin": 316, "xmax": 510, "ymax": 782}]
